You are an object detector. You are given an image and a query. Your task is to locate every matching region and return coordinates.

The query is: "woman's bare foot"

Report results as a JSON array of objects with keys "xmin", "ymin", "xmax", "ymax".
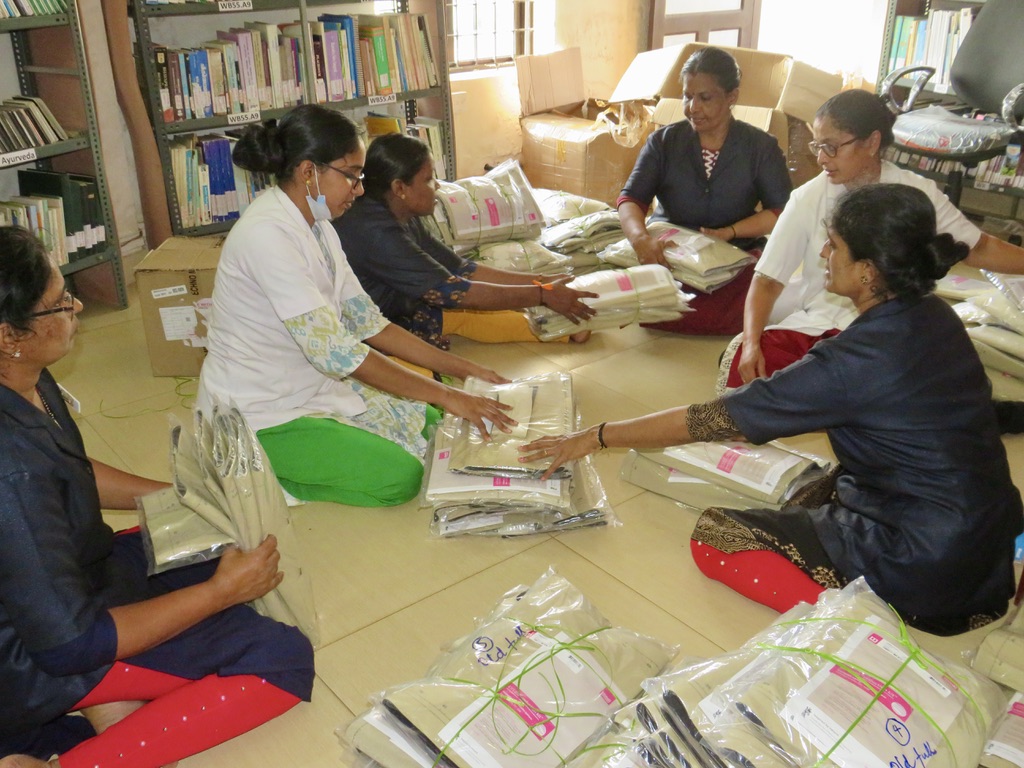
[
  {"xmin": 569, "ymin": 330, "xmax": 592, "ymax": 343},
  {"xmin": 80, "ymin": 700, "xmax": 146, "ymax": 734}
]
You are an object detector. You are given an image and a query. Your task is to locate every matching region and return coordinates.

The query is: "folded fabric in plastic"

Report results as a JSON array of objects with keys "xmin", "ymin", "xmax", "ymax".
[
  {"xmin": 620, "ymin": 449, "xmax": 789, "ymax": 512},
  {"xmin": 526, "ymin": 264, "xmax": 693, "ymax": 341},
  {"xmin": 540, "ymin": 210, "xmax": 624, "ymax": 254},
  {"xmin": 648, "ymin": 440, "xmax": 831, "ymax": 507},
  {"xmin": 466, "ymin": 239, "xmax": 574, "ymax": 275},
  {"xmin": 981, "ymin": 692, "xmax": 1024, "ymax": 768},
  {"xmin": 447, "ymin": 372, "xmax": 575, "ymax": 479},
  {"xmin": 938, "ymin": 272, "xmax": 1004, "ymax": 302},
  {"xmin": 598, "ymin": 221, "xmax": 755, "ymax": 293},
  {"xmin": 533, "ymin": 188, "xmax": 613, "ymax": 225},
  {"xmin": 137, "ymin": 407, "xmax": 321, "ymax": 647},
  {"xmin": 341, "ymin": 568, "xmax": 677, "ymax": 768},
  {"xmin": 569, "ymin": 578, "xmax": 1007, "ymax": 768},
  {"xmin": 972, "ymin": 338, "xmax": 1024, "ymax": 382},
  {"xmin": 969, "ymin": 324, "xmax": 1024, "ymax": 362}
]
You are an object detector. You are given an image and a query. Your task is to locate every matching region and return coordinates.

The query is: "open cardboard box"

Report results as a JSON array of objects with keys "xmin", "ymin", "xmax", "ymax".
[
  {"xmin": 135, "ymin": 235, "xmax": 224, "ymax": 377},
  {"xmin": 515, "ymin": 45, "xmax": 693, "ymax": 206}
]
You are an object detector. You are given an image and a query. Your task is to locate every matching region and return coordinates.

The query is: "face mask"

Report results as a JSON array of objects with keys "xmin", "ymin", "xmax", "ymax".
[{"xmin": 305, "ymin": 167, "xmax": 333, "ymax": 222}]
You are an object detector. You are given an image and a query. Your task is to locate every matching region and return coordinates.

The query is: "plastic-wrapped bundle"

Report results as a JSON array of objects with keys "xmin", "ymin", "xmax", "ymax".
[
  {"xmin": 598, "ymin": 221, "xmax": 755, "ymax": 293},
  {"xmin": 569, "ymin": 578, "xmax": 1007, "ymax": 768},
  {"xmin": 465, "ymin": 239, "xmax": 574, "ymax": 275},
  {"xmin": 980, "ymin": 693, "xmax": 1024, "ymax": 768},
  {"xmin": 540, "ymin": 210, "xmax": 624, "ymax": 255},
  {"xmin": 526, "ymin": 264, "xmax": 693, "ymax": 340},
  {"xmin": 447, "ymin": 372, "xmax": 575, "ymax": 479},
  {"xmin": 533, "ymin": 187, "xmax": 613, "ymax": 225},
  {"xmin": 341, "ymin": 568, "xmax": 677, "ymax": 768},
  {"xmin": 894, "ymin": 104, "xmax": 1019, "ymax": 154},
  {"xmin": 430, "ymin": 159, "xmax": 544, "ymax": 248}
]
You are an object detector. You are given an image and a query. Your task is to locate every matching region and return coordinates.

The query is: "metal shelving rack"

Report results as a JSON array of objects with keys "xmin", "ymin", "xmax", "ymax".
[
  {"xmin": 130, "ymin": 0, "xmax": 456, "ymax": 237},
  {"xmin": 1, "ymin": 2, "xmax": 127, "ymax": 308}
]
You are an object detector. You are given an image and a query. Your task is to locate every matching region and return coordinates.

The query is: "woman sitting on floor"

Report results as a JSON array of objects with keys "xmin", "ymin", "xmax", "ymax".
[
  {"xmin": 333, "ymin": 132, "xmax": 597, "ymax": 349},
  {"xmin": 522, "ymin": 184, "xmax": 1023, "ymax": 636},
  {"xmin": 196, "ymin": 105, "xmax": 514, "ymax": 508},
  {"xmin": 617, "ymin": 45, "xmax": 792, "ymax": 336},
  {"xmin": 0, "ymin": 226, "xmax": 314, "ymax": 768}
]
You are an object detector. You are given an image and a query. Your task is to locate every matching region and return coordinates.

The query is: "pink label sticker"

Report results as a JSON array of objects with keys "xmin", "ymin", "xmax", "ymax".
[
  {"xmin": 484, "ymin": 198, "xmax": 501, "ymax": 226},
  {"xmin": 498, "ymin": 683, "xmax": 555, "ymax": 739},
  {"xmin": 716, "ymin": 446, "xmax": 748, "ymax": 473},
  {"xmin": 950, "ymin": 275, "xmax": 968, "ymax": 285},
  {"xmin": 448, "ymin": 196, "xmax": 458, "ymax": 203},
  {"xmin": 600, "ymin": 688, "xmax": 616, "ymax": 705},
  {"xmin": 829, "ymin": 666, "xmax": 914, "ymax": 721},
  {"xmin": 492, "ymin": 477, "xmax": 511, "ymax": 487},
  {"xmin": 1010, "ymin": 702, "xmax": 1024, "ymax": 718},
  {"xmin": 658, "ymin": 228, "xmax": 681, "ymax": 242},
  {"xmin": 439, "ymin": 450, "xmax": 450, "ymax": 459},
  {"xmin": 615, "ymin": 273, "xmax": 633, "ymax": 292}
]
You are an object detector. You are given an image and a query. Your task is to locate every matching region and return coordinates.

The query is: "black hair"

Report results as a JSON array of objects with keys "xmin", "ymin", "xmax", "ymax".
[
  {"xmin": 830, "ymin": 184, "xmax": 967, "ymax": 301},
  {"xmin": 680, "ymin": 46, "xmax": 741, "ymax": 93},
  {"xmin": 816, "ymin": 89, "xmax": 896, "ymax": 149},
  {"xmin": 231, "ymin": 104, "xmax": 362, "ymax": 183},
  {"xmin": 362, "ymin": 133, "xmax": 432, "ymax": 202},
  {"xmin": 0, "ymin": 226, "xmax": 53, "ymax": 333}
]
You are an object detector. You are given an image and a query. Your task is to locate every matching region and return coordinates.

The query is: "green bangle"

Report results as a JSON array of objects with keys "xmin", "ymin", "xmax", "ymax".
[{"xmin": 597, "ymin": 422, "xmax": 608, "ymax": 450}]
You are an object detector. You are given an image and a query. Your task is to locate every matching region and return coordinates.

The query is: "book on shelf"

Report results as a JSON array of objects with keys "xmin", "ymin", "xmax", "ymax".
[
  {"xmin": 364, "ymin": 113, "xmax": 404, "ymax": 141},
  {"xmin": 888, "ymin": 6, "xmax": 979, "ymax": 92},
  {"xmin": 409, "ymin": 115, "xmax": 447, "ymax": 180},
  {"xmin": 358, "ymin": 16, "xmax": 392, "ymax": 96},
  {"xmin": 17, "ymin": 168, "xmax": 106, "ymax": 261},
  {"xmin": 0, "ymin": 96, "xmax": 69, "ymax": 153}
]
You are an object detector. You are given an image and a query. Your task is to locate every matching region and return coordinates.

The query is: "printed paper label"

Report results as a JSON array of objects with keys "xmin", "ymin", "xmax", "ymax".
[
  {"xmin": 151, "ymin": 285, "xmax": 188, "ymax": 299},
  {"xmin": 368, "ymin": 94, "xmax": 398, "ymax": 106},
  {"xmin": 985, "ymin": 693, "xmax": 1024, "ymax": 766},
  {"xmin": 217, "ymin": 0, "xmax": 252, "ymax": 11},
  {"xmin": 0, "ymin": 147, "xmax": 37, "ymax": 167},
  {"xmin": 227, "ymin": 109, "xmax": 261, "ymax": 126}
]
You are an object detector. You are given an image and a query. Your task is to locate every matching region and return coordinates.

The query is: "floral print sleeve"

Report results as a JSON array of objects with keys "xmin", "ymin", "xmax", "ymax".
[
  {"xmin": 686, "ymin": 399, "xmax": 745, "ymax": 442},
  {"xmin": 338, "ymin": 292, "xmax": 390, "ymax": 340},
  {"xmin": 421, "ymin": 273, "xmax": 473, "ymax": 309},
  {"xmin": 283, "ymin": 305, "xmax": 370, "ymax": 378}
]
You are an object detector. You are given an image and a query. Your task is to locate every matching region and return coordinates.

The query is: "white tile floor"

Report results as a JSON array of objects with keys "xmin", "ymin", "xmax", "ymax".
[{"xmin": 53, "ymin": 284, "xmax": 1024, "ymax": 767}]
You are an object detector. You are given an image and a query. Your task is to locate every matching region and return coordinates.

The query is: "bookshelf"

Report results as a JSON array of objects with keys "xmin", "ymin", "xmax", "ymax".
[
  {"xmin": 1, "ymin": 1, "xmax": 128, "ymax": 308},
  {"xmin": 130, "ymin": 0, "xmax": 456, "ymax": 237}
]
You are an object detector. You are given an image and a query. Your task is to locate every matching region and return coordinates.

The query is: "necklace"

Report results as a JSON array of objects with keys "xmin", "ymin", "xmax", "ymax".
[{"xmin": 36, "ymin": 386, "xmax": 61, "ymax": 428}]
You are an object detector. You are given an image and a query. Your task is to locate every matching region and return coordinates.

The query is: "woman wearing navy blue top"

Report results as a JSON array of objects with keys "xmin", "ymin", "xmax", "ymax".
[
  {"xmin": 618, "ymin": 46, "xmax": 792, "ymax": 335},
  {"xmin": 0, "ymin": 227, "xmax": 313, "ymax": 768}
]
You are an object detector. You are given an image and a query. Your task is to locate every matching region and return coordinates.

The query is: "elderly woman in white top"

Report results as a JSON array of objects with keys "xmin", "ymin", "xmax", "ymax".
[{"xmin": 197, "ymin": 105, "xmax": 514, "ymax": 507}]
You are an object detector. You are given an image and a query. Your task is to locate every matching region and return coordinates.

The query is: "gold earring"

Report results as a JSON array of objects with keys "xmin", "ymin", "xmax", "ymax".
[
  {"xmin": 12, "ymin": 349, "xmax": 21, "ymax": 358},
  {"xmin": 400, "ymin": 193, "xmax": 406, "ymax": 200},
  {"xmin": 860, "ymin": 275, "xmax": 869, "ymax": 284}
]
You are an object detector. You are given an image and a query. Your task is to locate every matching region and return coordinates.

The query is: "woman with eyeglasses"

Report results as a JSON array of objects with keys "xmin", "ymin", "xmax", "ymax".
[
  {"xmin": 725, "ymin": 88, "xmax": 1024, "ymax": 391},
  {"xmin": 333, "ymin": 132, "xmax": 597, "ymax": 350},
  {"xmin": 196, "ymin": 105, "xmax": 515, "ymax": 507},
  {"xmin": 617, "ymin": 46, "xmax": 792, "ymax": 335},
  {"xmin": 0, "ymin": 226, "xmax": 314, "ymax": 768},
  {"xmin": 522, "ymin": 185, "xmax": 1022, "ymax": 636}
]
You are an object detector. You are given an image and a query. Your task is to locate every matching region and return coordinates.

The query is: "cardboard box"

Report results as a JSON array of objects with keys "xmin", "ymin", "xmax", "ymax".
[{"xmin": 134, "ymin": 235, "xmax": 224, "ymax": 377}]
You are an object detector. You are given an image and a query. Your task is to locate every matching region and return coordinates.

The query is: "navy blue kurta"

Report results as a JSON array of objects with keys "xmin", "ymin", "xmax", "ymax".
[{"xmin": 723, "ymin": 295, "xmax": 1023, "ymax": 623}]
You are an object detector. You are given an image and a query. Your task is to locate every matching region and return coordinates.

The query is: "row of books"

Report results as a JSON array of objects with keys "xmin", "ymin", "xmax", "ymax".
[
  {"xmin": 887, "ymin": 8, "xmax": 975, "ymax": 92},
  {"xmin": 0, "ymin": 0, "xmax": 67, "ymax": 19},
  {"xmin": 972, "ymin": 145, "xmax": 1024, "ymax": 192},
  {"xmin": 151, "ymin": 13, "xmax": 439, "ymax": 124},
  {"xmin": 0, "ymin": 169, "xmax": 106, "ymax": 265},
  {"xmin": 0, "ymin": 95, "xmax": 68, "ymax": 154},
  {"xmin": 167, "ymin": 119, "xmax": 448, "ymax": 229}
]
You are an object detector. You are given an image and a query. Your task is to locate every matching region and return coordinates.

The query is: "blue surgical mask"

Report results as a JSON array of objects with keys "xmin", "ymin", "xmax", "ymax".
[{"xmin": 305, "ymin": 167, "xmax": 333, "ymax": 222}]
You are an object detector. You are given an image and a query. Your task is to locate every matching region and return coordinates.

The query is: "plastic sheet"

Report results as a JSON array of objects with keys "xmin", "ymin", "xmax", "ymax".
[
  {"xmin": 599, "ymin": 221, "xmax": 755, "ymax": 293},
  {"xmin": 137, "ymin": 406, "xmax": 321, "ymax": 647},
  {"xmin": 981, "ymin": 693, "xmax": 1024, "ymax": 768},
  {"xmin": 894, "ymin": 104, "xmax": 1019, "ymax": 154},
  {"xmin": 430, "ymin": 159, "xmax": 545, "ymax": 249},
  {"xmin": 533, "ymin": 187, "xmax": 613, "ymax": 225},
  {"xmin": 526, "ymin": 264, "xmax": 693, "ymax": 341},
  {"xmin": 540, "ymin": 210, "xmax": 624, "ymax": 255},
  {"xmin": 569, "ymin": 578, "xmax": 1006, "ymax": 768},
  {"xmin": 340, "ymin": 568, "xmax": 678, "ymax": 768},
  {"xmin": 465, "ymin": 239, "xmax": 574, "ymax": 275}
]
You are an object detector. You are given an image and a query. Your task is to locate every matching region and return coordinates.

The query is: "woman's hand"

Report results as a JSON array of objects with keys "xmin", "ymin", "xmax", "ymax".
[
  {"xmin": 458, "ymin": 361, "xmax": 510, "ymax": 384},
  {"xmin": 540, "ymin": 277, "xmax": 599, "ymax": 324},
  {"xmin": 519, "ymin": 427, "xmax": 602, "ymax": 481},
  {"xmin": 209, "ymin": 535, "xmax": 283, "ymax": 607},
  {"xmin": 632, "ymin": 234, "xmax": 669, "ymax": 268},
  {"xmin": 441, "ymin": 389, "xmax": 516, "ymax": 440},
  {"xmin": 736, "ymin": 339, "xmax": 767, "ymax": 384},
  {"xmin": 700, "ymin": 225, "xmax": 736, "ymax": 241}
]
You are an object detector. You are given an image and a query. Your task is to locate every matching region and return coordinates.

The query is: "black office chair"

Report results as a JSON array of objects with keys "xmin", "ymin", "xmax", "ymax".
[{"xmin": 879, "ymin": 0, "xmax": 1024, "ymax": 206}]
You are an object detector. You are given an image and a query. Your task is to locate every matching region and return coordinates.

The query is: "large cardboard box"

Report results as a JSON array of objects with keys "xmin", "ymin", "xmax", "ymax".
[
  {"xmin": 516, "ymin": 46, "xmax": 692, "ymax": 205},
  {"xmin": 134, "ymin": 235, "xmax": 224, "ymax": 377}
]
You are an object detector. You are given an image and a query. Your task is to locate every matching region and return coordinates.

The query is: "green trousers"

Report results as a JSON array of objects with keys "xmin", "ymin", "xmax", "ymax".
[{"xmin": 257, "ymin": 406, "xmax": 441, "ymax": 508}]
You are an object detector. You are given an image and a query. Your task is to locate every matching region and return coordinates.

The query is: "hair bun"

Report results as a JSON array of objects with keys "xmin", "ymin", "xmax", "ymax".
[{"xmin": 927, "ymin": 232, "xmax": 969, "ymax": 279}]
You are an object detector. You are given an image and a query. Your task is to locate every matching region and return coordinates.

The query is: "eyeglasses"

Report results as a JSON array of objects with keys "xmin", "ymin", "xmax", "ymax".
[
  {"xmin": 322, "ymin": 164, "xmax": 365, "ymax": 188},
  {"xmin": 28, "ymin": 290, "xmax": 76, "ymax": 319},
  {"xmin": 808, "ymin": 136, "xmax": 859, "ymax": 158}
]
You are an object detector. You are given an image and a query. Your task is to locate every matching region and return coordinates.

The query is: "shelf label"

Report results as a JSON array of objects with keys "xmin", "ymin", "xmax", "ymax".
[
  {"xmin": 368, "ymin": 94, "xmax": 398, "ymax": 106},
  {"xmin": 227, "ymin": 110, "xmax": 262, "ymax": 126},
  {"xmin": 218, "ymin": 0, "xmax": 252, "ymax": 11},
  {"xmin": 0, "ymin": 147, "xmax": 38, "ymax": 168}
]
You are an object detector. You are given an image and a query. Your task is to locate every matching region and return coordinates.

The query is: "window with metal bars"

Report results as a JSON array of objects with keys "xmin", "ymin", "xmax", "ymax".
[{"xmin": 445, "ymin": 0, "xmax": 534, "ymax": 70}]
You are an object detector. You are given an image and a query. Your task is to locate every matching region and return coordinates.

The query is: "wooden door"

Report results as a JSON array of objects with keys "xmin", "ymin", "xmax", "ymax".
[{"xmin": 649, "ymin": 0, "xmax": 762, "ymax": 49}]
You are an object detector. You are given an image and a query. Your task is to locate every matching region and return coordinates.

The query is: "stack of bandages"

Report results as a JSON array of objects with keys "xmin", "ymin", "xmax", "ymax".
[
  {"xmin": 465, "ymin": 239, "xmax": 574, "ymax": 276},
  {"xmin": 423, "ymin": 372, "xmax": 615, "ymax": 536},
  {"xmin": 341, "ymin": 568, "xmax": 678, "ymax": 768},
  {"xmin": 533, "ymin": 187, "xmax": 613, "ymax": 225},
  {"xmin": 951, "ymin": 270, "xmax": 1024, "ymax": 400},
  {"xmin": 569, "ymin": 578, "xmax": 1007, "ymax": 768},
  {"xmin": 621, "ymin": 440, "xmax": 832, "ymax": 512},
  {"xmin": 430, "ymin": 159, "xmax": 545, "ymax": 249},
  {"xmin": 598, "ymin": 221, "xmax": 756, "ymax": 292},
  {"xmin": 539, "ymin": 210, "xmax": 624, "ymax": 273},
  {"xmin": 526, "ymin": 264, "xmax": 693, "ymax": 341}
]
